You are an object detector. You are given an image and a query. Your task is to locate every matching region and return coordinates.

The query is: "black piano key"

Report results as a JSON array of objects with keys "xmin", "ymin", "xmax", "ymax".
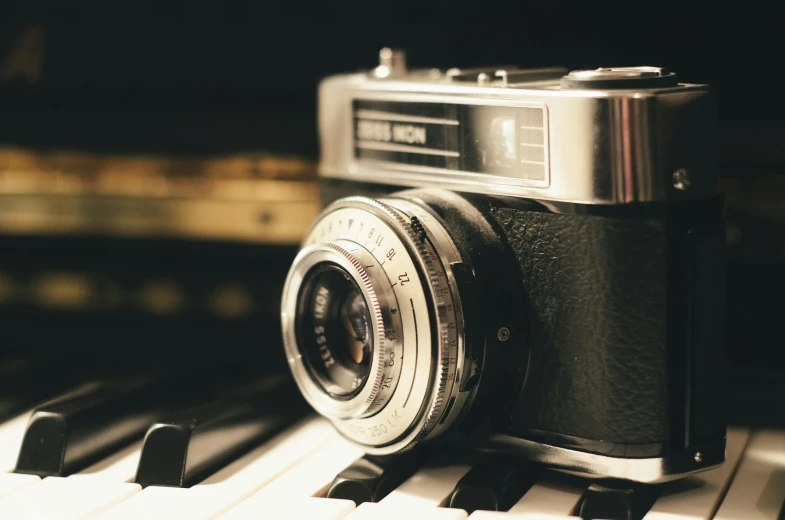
[
  {"xmin": 134, "ymin": 377, "xmax": 308, "ymax": 488},
  {"xmin": 578, "ymin": 481, "xmax": 660, "ymax": 520},
  {"xmin": 327, "ymin": 451, "xmax": 426, "ymax": 505},
  {"xmin": 14, "ymin": 376, "xmax": 188, "ymax": 477},
  {"xmin": 446, "ymin": 459, "xmax": 540, "ymax": 513}
]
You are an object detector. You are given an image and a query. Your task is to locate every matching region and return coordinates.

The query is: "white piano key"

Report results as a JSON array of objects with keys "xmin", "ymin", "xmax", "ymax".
[
  {"xmin": 0, "ymin": 475, "xmax": 140, "ymax": 520},
  {"xmin": 506, "ymin": 470, "xmax": 588, "ymax": 516},
  {"xmin": 95, "ymin": 488, "xmax": 352, "ymax": 520},
  {"xmin": 378, "ymin": 456, "xmax": 473, "ymax": 509},
  {"xmin": 97, "ymin": 419, "xmax": 349, "ymax": 520},
  {"xmin": 90, "ymin": 487, "xmax": 190, "ymax": 520},
  {"xmin": 0, "ymin": 432, "xmax": 142, "ymax": 507},
  {"xmin": 194, "ymin": 417, "xmax": 338, "ymax": 492},
  {"xmin": 346, "ymin": 501, "xmax": 468, "ymax": 520},
  {"xmin": 0, "ymin": 473, "xmax": 39, "ymax": 498},
  {"xmin": 153, "ymin": 496, "xmax": 354, "ymax": 520},
  {"xmin": 268, "ymin": 497, "xmax": 355, "ymax": 520},
  {"xmin": 217, "ymin": 437, "xmax": 364, "ymax": 519},
  {"xmin": 714, "ymin": 429, "xmax": 785, "ymax": 520},
  {"xmin": 238, "ymin": 436, "xmax": 364, "ymax": 499},
  {"xmin": 643, "ymin": 427, "xmax": 750, "ymax": 520},
  {"xmin": 0, "ymin": 412, "xmax": 31, "ymax": 472},
  {"xmin": 78, "ymin": 441, "xmax": 143, "ymax": 481},
  {"xmin": 469, "ymin": 512, "xmax": 581, "ymax": 520}
]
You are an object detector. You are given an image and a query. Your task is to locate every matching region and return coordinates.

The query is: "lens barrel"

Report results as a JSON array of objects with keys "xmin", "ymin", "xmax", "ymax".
[{"xmin": 281, "ymin": 196, "xmax": 475, "ymax": 454}]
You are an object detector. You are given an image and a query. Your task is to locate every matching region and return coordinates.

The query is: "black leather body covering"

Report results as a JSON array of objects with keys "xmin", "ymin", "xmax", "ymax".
[
  {"xmin": 497, "ymin": 200, "xmax": 672, "ymax": 448},
  {"xmin": 486, "ymin": 195, "xmax": 726, "ymax": 457}
]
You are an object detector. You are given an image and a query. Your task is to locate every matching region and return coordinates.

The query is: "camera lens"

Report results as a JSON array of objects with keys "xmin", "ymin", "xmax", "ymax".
[
  {"xmin": 281, "ymin": 196, "xmax": 475, "ymax": 453},
  {"xmin": 296, "ymin": 264, "xmax": 373, "ymax": 398}
]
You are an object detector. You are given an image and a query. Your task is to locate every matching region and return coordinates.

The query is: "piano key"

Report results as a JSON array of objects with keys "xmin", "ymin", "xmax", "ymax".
[
  {"xmin": 0, "ymin": 412, "xmax": 32, "ymax": 472},
  {"xmin": 0, "ymin": 440, "xmax": 142, "ymax": 504},
  {"xmin": 245, "ymin": 436, "xmax": 364, "ymax": 498},
  {"xmin": 94, "ymin": 418, "xmax": 340, "ymax": 520},
  {"xmin": 377, "ymin": 454, "xmax": 474, "ymax": 509},
  {"xmin": 134, "ymin": 380, "xmax": 306, "ymax": 487},
  {"xmin": 191, "ymin": 416, "xmax": 337, "ymax": 495},
  {"xmin": 713, "ymin": 429, "xmax": 785, "ymax": 520},
  {"xmin": 78, "ymin": 441, "xmax": 143, "ymax": 482},
  {"xmin": 97, "ymin": 488, "xmax": 355, "ymax": 520},
  {"xmin": 447, "ymin": 460, "xmax": 540, "ymax": 513},
  {"xmin": 266, "ymin": 497, "xmax": 356, "ymax": 519},
  {"xmin": 346, "ymin": 501, "xmax": 468, "ymax": 520},
  {"xmin": 0, "ymin": 473, "xmax": 39, "ymax": 498},
  {"xmin": 505, "ymin": 470, "xmax": 588, "ymax": 516},
  {"xmin": 0, "ymin": 383, "xmax": 99, "ymax": 472},
  {"xmin": 89, "ymin": 487, "xmax": 190, "ymax": 520},
  {"xmin": 577, "ymin": 481, "xmax": 658, "ymax": 520},
  {"xmin": 643, "ymin": 427, "xmax": 750, "ymax": 520},
  {"xmin": 217, "ymin": 437, "xmax": 364, "ymax": 519},
  {"xmin": 469, "ymin": 511, "xmax": 581, "ymax": 520},
  {"xmin": 14, "ymin": 378, "xmax": 166, "ymax": 476},
  {"xmin": 327, "ymin": 451, "xmax": 426, "ymax": 505},
  {"xmin": 0, "ymin": 475, "xmax": 140, "ymax": 520}
]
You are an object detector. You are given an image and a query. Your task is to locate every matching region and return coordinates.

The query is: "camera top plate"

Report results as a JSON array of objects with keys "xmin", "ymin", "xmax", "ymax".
[{"xmin": 319, "ymin": 49, "xmax": 717, "ymax": 205}]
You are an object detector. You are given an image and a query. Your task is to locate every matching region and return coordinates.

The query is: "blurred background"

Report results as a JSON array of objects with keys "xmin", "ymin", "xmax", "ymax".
[{"xmin": 0, "ymin": 1, "xmax": 782, "ymax": 384}]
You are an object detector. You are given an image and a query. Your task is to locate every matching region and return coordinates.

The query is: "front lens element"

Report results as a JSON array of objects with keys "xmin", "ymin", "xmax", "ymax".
[{"xmin": 296, "ymin": 264, "xmax": 373, "ymax": 397}]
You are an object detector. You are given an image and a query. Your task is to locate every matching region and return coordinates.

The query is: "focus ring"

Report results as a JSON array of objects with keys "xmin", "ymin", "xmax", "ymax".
[{"xmin": 322, "ymin": 242, "xmax": 387, "ymax": 417}]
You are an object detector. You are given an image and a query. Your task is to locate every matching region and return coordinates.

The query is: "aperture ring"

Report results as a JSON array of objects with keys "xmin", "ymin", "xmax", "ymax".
[{"xmin": 373, "ymin": 200, "xmax": 458, "ymax": 446}]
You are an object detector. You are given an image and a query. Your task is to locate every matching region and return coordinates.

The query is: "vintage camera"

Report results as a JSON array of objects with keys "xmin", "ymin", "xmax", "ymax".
[{"xmin": 281, "ymin": 49, "xmax": 725, "ymax": 483}]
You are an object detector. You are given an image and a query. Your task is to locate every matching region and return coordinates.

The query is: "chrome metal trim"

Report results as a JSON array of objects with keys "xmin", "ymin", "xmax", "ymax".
[
  {"xmin": 281, "ymin": 241, "xmax": 395, "ymax": 420},
  {"xmin": 478, "ymin": 433, "xmax": 726, "ymax": 483},
  {"xmin": 318, "ymin": 71, "xmax": 717, "ymax": 204},
  {"xmin": 354, "ymin": 110, "xmax": 460, "ymax": 125},
  {"xmin": 355, "ymin": 141, "xmax": 461, "ymax": 157}
]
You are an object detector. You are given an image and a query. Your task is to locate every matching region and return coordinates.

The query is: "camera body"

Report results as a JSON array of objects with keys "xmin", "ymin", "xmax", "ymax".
[{"xmin": 282, "ymin": 50, "xmax": 725, "ymax": 483}]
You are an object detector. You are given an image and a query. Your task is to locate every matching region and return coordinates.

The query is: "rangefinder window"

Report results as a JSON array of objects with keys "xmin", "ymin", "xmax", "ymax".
[{"xmin": 353, "ymin": 99, "xmax": 549, "ymax": 184}]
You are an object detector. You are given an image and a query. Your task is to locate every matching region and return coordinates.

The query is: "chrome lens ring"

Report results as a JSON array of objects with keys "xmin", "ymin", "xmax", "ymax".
[
  {"xmin": 281, "ymin": 195, "xmax": 471, "ymax": 454},
  {"xmin": 281, "ymin": 240, "xmax": 402, "ymax": 419}
]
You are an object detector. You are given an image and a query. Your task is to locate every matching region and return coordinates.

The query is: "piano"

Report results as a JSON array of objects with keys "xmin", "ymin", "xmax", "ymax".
[{"xmin": 0, "ymin": 364, "xmax": 779, "ymax": 520}]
